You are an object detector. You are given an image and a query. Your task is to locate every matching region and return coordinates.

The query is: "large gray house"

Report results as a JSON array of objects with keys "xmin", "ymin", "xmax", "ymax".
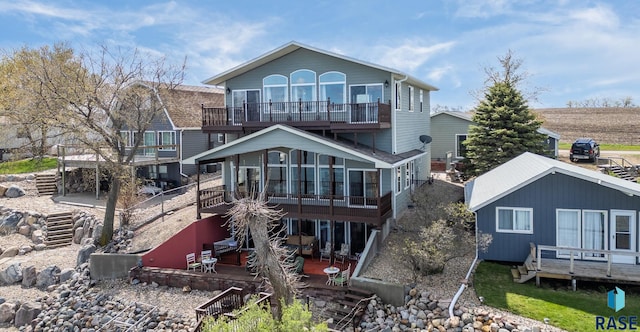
[{"xmin": 185, "ymin": 41, "xmax": 438, "ymax": 258}]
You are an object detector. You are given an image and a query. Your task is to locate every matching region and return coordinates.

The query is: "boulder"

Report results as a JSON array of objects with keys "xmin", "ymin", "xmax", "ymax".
[
  {"xmin": 4, "ymin": 185, "xmax": 25, "ymax": 198},
  {"xmin": 0, "ymin": 263, "xmax": 22, "ymax": 285},
  {"xmin": 73, "ymin": 227, "xmax": 84, "ymax": 244},
  {"xmin": 36, "ymin": 266, "xmax": 60, "ymax": 289},
  {"xmin": 17, "ymin": 225, "xmax": 30, "ymax": 236},
  {"xmin": 14, "ymin": 302, "xmax": 41, "ymax": 328},
  {"xmin": 21, "ymin": 266, "xmax": 36, "ymax": 288},
  {"xmin": 0, "ymin": 302, "xmax": 16, "ymax": 324},
  {"xmin": 92, "ymin": 223, "xmax": 103, "ymax": 241},
  {"xmin": 0, "ymin": 246, "xmax": 18, "ymax": 258},
  {"xmin": 0, "ymin": 213, "xmax": 22, "ymax": 231},
  {"xmin": 0, "ymin": 185, "xmax": 7, "ymax": 196},
  {"xmin": 59, "ymin": 268, "xmax": 75, "ymax": 283},
  {"xmin": 30, "ymin": 230, "xmax": 44, "ymax": 244},
  {"xmin": 77, "ymin": 244, "xmax": 96, "ymax": 267}
]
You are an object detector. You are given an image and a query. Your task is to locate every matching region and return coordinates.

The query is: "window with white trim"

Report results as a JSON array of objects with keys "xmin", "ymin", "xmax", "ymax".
[
  {"xmin": 395, "ymin": 83, "xmax": 402, "ymax": 110},
  {"xmin": 217, "ymin": 133, "xmax": 224, "ymax": 143},
  {"xmin": 263, "ymin": 75, "xmax": 288, "ymax": 112},
  {"xmin": 496, "ymin": 207, "xmax": 533, "ymax": 233},
  {"xmin": 419, "ymin": 89, "xmax": 424, "ymax": 112},
  {"xmin": 319, "ymin": 72, "xmax": 346, "ymax": 106},
  {"xmin": 119, "ymin": 131, "xmax": 132, "ymax": 147},
  {"xmin": 404, "ymin": 162, "xmax": 410, "ymax": 189},
  {"xmin": 290, "ymin": 70, "xmax": 316, "ymax": 105},
  {"xmin": 157, "ymin": 131, "xmax": 176, "ymax": 151},
  {"xmin": 455, "ymin": 134, "xmax": 467, "ymax": 159},
  {"xmin": 396, "ymin": 167, "xmax": 402, "ymax": 194},
  {"xmin": 267, "ymin": 151, "xmax": 288, "ymax": 196},
  {"xmin": 408, "ymin": 86, "xmax": 414, "ymax": 111},
  {"xmin": 318, "ymin": 154, "xmax": 344, "ymax": 197},
  {"xmin": 291, "ymin": 150, "xmax": 315, "ymax": 195}
]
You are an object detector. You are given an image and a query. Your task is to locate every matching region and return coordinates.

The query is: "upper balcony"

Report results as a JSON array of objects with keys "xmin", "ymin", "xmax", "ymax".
[{"xmin": 201, "ymin": 99, "xmax": 391, "ymax": 133}]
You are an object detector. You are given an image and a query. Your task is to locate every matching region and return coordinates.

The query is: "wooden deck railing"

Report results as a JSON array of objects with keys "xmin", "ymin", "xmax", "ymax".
[
  {"xmin": 202, "ymin": 99, "xmax": 391, "ymax": 127},
  {"xmin": 198, "ymin": 187, "xmax": 393, "ymax": 225},
  {"xmin": 536, "ymin": 245, "xmax": 640, "ymax": 277},
  {"xmin": 194, "ymin": 287, "xmax": 271, "ymax": 332}
]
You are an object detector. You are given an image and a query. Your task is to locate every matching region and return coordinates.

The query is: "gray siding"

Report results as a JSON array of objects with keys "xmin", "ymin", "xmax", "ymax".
[
  {"xmin": 430, "ymin": 113, "xmax": 471, "ymax": 161},
  {"xmin": 477, "ymin": 173, "xmax": 640, "ymax": 262},
  {"xmin": 394, "ymin": 84, "xmax": 431, "ymax": 155},
  {"xmin": 181, "ymin": 129, "xmax": 216, "ymax": 175}
]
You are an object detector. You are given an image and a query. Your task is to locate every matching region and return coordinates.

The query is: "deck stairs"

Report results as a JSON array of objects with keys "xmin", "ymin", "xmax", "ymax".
[
  {"xmin": 35, "ymin": 173, "xmax": 58, "ymax": 195},
  {"xmin": 609, "ymin": 165, "xmax": 637, "ymax": 182},
  {"xmin": 326, "ymin": 287, "xmax": 375, "ymax": 331},
  {"xmin": 44, "ymin": 211, "xmax": 74, "ymax": 248},
  {"xmin": 511, "ymin": 243, "xmax": 537, "ymax": 283}
]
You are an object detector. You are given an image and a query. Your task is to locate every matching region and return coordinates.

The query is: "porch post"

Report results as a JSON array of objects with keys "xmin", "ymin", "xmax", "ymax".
[
  {"xmin": 235, "ymin": 154, "xmax": 240, "ymax": 193},
  {"xmin": 297, "ymin": 150, "xmax": 302, "ymax": 215},
  {"xmin": 330, "ymin": 219, "xmax": 335, "ymax": 266},
  {"xmin": 196, "ymin": 161, "xmax": 201, "ymax": 219}
]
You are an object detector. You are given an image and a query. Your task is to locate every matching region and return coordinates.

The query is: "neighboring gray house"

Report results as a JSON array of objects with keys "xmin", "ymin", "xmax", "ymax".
[
  {"xmin": 118, "ymin": 84, "xmax": 224, "ymax": 188},
  {"xmin": 466, "ymin": 152, "xmax": 640, "ymax": 264},
  {"xmin": 430, "ymin": 111, "xmax": 560, "ymax": 166},
  {"xmin": 185, "ymin": 41, "xmax": 438, "ymax": 257}
]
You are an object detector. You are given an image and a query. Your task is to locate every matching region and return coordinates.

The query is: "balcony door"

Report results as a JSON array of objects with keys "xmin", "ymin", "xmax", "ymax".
[
  {"xmin": 237, "ymin": 166, "xmax": 261, "ymax": 195},
  {"xmin": 349, "ymin": 84, "xmax": 382, "ymax": 123},
  {"xmin": 348, "ymin": 169, "xmax": 378, "ymax": 207},
  {"xmin": 232, "ymin": 90, "xmax": 260, "ymax": 123}
]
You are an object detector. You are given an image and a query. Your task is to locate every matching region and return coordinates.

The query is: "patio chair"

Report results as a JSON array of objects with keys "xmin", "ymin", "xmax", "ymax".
[
  {"xmin": 319, "ymin": 242, "xmax": 332, "ymax": 262},
  {"xmin": 186, "ymin": 253, "xmax": 201, "ymax": 271},
  {"xmin": 336, "ymin": 243, "xmax": 350, "ymax": 264},
  {"xmin": 333, "ymin": 263, "xmax": 351, "ymax": 287}
]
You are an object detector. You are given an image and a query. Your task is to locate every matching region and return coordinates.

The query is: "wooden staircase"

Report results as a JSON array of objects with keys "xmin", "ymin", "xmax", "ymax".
[
  {"xmin": 35, "ymin": 173, "xmax": 58, "ymax": 195},
  {"xmin": 44, "ymin": 211, "xmax": 74, "ymax": 248},
  {"xmin": 609, "ymin": 165, "xmax": 637, "ymax": 182},
  {"xmin": 326, "ymin": 287, "xmax": 374, "ymax": 331},
  {"xmin": 511, "ymin": 243, "xmax": 538, "ymax": 283}
]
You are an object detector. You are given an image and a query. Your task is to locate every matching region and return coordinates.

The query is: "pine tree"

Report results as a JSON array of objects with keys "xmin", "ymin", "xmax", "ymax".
[{"xmin": 463, "ymin": 81, "xmax": 547, "ymax": 176}]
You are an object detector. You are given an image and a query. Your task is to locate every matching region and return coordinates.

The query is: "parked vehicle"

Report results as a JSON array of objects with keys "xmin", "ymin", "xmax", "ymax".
[{"xmin": 570, "ymin": 138, "xmax": 600, "ymax": 162}]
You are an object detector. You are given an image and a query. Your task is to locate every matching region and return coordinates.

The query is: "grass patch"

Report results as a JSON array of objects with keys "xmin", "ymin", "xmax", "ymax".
[
  {"xmin": 0, "ymin": 157, "xmax": 57, "ymax": 174},
  {"xmin": 559, "ymin": 143, "xmax": 640, "ymax": 151},
  {"xmin": 474, "ymin": 261, "xmax": 640, "ymax": 331}
]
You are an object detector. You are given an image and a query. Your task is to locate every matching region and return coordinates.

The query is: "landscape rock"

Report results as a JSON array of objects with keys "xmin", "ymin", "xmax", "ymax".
[
  {"xmin": 0, "ymin": 213, "xmax": 22, "ymax": 231},
  {"xmin": 0, "ymin": 246, "xmax": 18, "ymax": 258},
  {"xmin": 0, "ymin": 302, "xmax": 16, "ymax": 324},
  {"xmin": 36, "ymin": 266, "xmax": 60, "ymax": 289},
  {"xmin": 14, "ymin": 302, "xmax": 41, "ymax": 328},
  {"xmin": 58, "ymin": 268, "xmax": 75, "ymax": 283},
  {"xmin": 76, "ymin": 244, "xmax": 96, "ymax": 266},
  {"xmin": 0, "ymin": 263, "xmax": 22, "ymax": 285},
  {"xmin": 5, "ymin": 185, "xmax": 25, "ymax": 198},
  {"xmin": 21, "ymin": 266, "xmax": 37, "ymax": 288}
]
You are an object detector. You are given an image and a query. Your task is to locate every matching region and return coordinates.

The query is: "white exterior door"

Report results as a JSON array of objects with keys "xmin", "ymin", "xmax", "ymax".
[{"xmin": 610, "ymin": 210, "xmax": 636, "ymax": 264}]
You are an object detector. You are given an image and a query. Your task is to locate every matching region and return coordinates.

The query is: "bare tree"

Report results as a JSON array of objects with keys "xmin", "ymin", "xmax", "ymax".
[
  {"xmin": 21, "ymin": 44, "xmax": 185, "ymax": 245},
  {"xmin": 226, "ymin": 190, "xmax": 304, "ymax": 320}
]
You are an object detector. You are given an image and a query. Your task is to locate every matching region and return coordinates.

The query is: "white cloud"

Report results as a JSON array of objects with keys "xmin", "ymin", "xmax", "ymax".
[
  {"xmin": 454, "ymin": 0, "xmax": 511, "ymax": 18},
  {"xmin": 372, "ymin": 40, "xmax": 456, "ymax": 72}
]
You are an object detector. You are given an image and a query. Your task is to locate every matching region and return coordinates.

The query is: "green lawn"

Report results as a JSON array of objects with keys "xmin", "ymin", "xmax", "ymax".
[
  {"xmin": 558, "ymin": 142, "xmax": 640, "ymax": 151},
  {"xmin": 0, "ymin": 157, "xmax": 57, "ymax": 174},
  {"xmin": 474, "ymin": 261, "xmax": 640, "ymax": 332}
]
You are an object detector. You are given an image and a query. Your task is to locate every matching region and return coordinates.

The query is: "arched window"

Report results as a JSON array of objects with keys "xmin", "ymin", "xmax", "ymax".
[
  {"xmin": 290, "ymin": 70, "xmax": 316, "ymax": 103},
  {"xmin": 263, "ymin": 75, "xmax": 288, "ymax": 104},
  {"xmin": 319, "ymin": 71, "xmax": 346, "ymax": 105}
]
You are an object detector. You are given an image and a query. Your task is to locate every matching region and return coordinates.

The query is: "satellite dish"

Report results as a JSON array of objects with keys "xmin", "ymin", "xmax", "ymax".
[{"xmin": 419, "ymin": 135, "xmax": 432, "ymax": 144}]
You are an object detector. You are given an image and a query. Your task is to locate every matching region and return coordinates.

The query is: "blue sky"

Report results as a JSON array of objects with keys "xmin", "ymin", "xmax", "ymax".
[{"xmin": 0, "ymin": 0, "xmax": 638, "ymax": 110}]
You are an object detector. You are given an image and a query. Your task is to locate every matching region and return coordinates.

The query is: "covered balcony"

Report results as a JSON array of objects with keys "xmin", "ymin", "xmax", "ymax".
[
  {"xmin": 201, "ymin": 99, "xmax": 391, "ymax": 132},
  {"xmin": 197, "ymin": 186, "xmax": 393, "ymax": 227}
]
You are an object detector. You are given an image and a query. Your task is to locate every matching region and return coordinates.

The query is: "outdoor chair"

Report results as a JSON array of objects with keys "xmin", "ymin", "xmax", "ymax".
[
  {"xmin": 336, "ymin": 243, "xmax": 350, "ymax": 264},
  {"xmin": 333, "ymin": 263, "xmax": 351, "ymax": 287},
  {"xmin": 319, "ymin": 242, "xmax": 332, "ymax": 262},
  {"xmin": 186, "ymin": 253, "xmax": 201, "ymax": 271}
]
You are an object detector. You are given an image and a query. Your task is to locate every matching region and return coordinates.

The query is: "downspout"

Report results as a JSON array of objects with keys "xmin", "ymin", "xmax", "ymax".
[
  {"xmin": 392, "ymin": 75, "xmax": 408, "ymax": 155},
  {"xmin": 449, "ymin": 211, "xmax": 478, "ymax": 318}
]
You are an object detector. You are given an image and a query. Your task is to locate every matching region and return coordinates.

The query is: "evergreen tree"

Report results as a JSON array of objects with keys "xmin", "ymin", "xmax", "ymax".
[{"xmin": 462, "ymin": 81, "xmax": 547, "ymax": 176}]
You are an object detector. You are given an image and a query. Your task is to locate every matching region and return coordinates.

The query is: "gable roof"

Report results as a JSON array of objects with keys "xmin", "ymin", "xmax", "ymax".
[
  {"xmin": 202, "ymin": 41, "xmax": 438, "ymax": 91},
  {"xmin": 157, "ymin": 84, "xmax": 223, "ymax": 129},
  {"xmin": 430, "ymin": 111, "xmax": 560, "ymax": 139},
  {"xmin": 465, "ymin": 152, "xmax": 640, "ymax": 211},
  {"xmin": 183, "ymin": 124, "xmax": 425, "ymax": 168}
]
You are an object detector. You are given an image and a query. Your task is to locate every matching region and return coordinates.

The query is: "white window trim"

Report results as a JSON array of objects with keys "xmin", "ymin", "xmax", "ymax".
[
  {"xmin": 263, "ymin": 74, "xmax": 288, "ymax": 113},
  {"xmin": 157, "ymin": 131, "xmax": 176, "ymax": 151},
  {"xmin": 120, "ymin": 131, "xmax": 132, "ymax": 147},
  {"xmin": 496, "ymin": 207, "xmax": 533, "ymax": 234},
  {"xmin": 395, "ymin": 83, "xmax": 402, "ymax": 111},
  {"xmin": 396, "ymin": 167, "xmax": 402, "ymax": 195},
  {"xmin": 455, "ymin": 134, "xmax": 468, "ymax": 159},
  {"xmin": 404, "ymin": 162, "xmax": 410, "ymax": 189},
  {"xmin": 408, "ymin": 86, "xmax": 414, "ymax": 112},
  {"xmin": 318, "ymin": 155, "xmax": 345, "ymax": 197},
  {"xmin": 290, "ymin": 69, "xmax": 317, "ymax": 106},
  {"xmin": 419, "ymin": 89, "xmax": 424, "ymax": 113},
  {"xmin": 555, "ymin": 208, "xmax": 582, "ymax": 259},
  {"xmin": 319, "ymin": 71, "xmax": 346, "ymax": 106},
  {"xmin": 217, "ymin": 133, "xmax": 224, "ymax": 143}
]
